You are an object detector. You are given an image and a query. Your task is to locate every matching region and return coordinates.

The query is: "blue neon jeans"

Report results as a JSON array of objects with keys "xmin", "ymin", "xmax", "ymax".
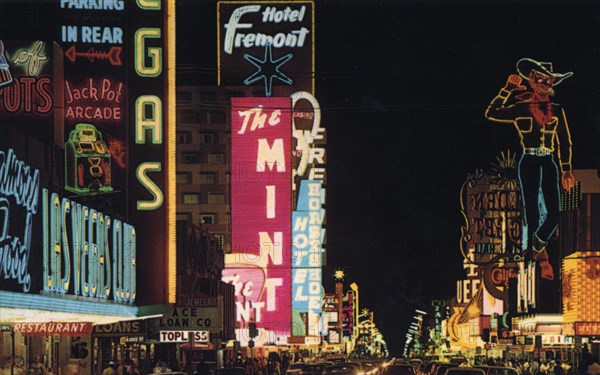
[{"xmin": 518, "ymin": 153, "xmax": 561, "ymax": 251}]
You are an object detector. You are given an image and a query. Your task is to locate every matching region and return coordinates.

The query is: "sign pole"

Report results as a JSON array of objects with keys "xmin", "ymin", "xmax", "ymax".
[{"xmin": 189, "ymin": 332, "xmax": 194, "ymax": 375}]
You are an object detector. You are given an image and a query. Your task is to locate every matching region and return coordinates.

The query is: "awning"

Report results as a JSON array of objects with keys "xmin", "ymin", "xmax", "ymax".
[{"xmin": 0, "ymin": 290, "xmax": 142, "ymax": 325}]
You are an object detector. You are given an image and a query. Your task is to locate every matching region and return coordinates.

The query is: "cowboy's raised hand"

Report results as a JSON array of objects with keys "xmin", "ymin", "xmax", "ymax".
[{"xmin": 504, "ymin": 74, "xmax": 527, "ymax": 92}]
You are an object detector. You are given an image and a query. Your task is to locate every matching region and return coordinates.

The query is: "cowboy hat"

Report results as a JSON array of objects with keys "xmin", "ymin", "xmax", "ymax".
[{"xmin": 516, "ymin": 58, "xmax": 573, "ymax": 85}]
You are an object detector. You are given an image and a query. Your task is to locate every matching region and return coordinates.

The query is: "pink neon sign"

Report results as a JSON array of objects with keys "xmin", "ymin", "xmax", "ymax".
[{"xmin": 224, "ymin": 97, "xmax": 292, "ymax": 344}]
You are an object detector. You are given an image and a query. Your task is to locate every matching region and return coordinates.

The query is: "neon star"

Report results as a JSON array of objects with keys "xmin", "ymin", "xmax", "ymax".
[
  {"xmin": 243, "ymin": 43, "xmax": 293, "ymax": 97},
  {"xmin": 334, "ymin": 268, "xmax": 345, "ymax": 281}
]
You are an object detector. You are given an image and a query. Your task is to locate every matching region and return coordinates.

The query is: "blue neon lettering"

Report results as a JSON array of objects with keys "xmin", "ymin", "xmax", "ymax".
[{"xmin": 0, "ymin": 149, "xmax": 38, "ymax": 293}]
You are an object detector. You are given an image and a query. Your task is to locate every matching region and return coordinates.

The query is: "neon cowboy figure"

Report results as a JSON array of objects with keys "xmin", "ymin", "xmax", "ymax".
[{"xmin": 485, "ymin": 58, "xmax": 575, "ymax": 280}]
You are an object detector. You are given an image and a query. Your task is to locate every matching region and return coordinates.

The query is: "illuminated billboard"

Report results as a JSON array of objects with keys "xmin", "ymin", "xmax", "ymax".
[
  {"xmin": 459, "ymin": 151, "xmax": 523, "ymax": 262},
  {"xmin": 290, "ymin": 91, "xmax": 325, "ymax": 341},
  {"xmin": 217, "ymin": 1, "xmax": 314, "ymax": 96},
  {"xmin": 292, "ymin": 179, "xmax": 324, "ymax": 337},
  {"xmin": 57, "ymin": 0, "xmax": 176, "ymax": 305},
  {"xmin": 223, "ymin": 97, "xmax": 292, "ymax": 345},
  {"xmin": 562, "ymin": 252, "xmax": 600, "ymax": 323},
  {"xmin": 0, "ymin": 0, "xmax": 175, "ymax": 310},
  {"xmin": 342, "ymin": 291, "xmax": 354, "ymax": 338},
  {"xmin": 0, "ymin": 40, "xmax": 56, "ymax": 141}
]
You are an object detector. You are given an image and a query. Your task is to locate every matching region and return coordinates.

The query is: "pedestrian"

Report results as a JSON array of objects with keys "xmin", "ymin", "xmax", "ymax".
[
  {"xmin": 30, "ymin": 356, "xmax": 47, "ymax": 375},
  {"xmin": 195, "ymin": 357, "xmax": 210, "ymax": 375},
  {"xmin": 3, "ymin": 357, "xmax": 24, "ymax": 375},
  {"xmin": 63, "ymin": 359, "xmax": 81, "ymax": 375},
  {"xmin": 123, "ymin": 360, "xmax": 140, "ymax": 375},
  {"xmin": 587, "ymin": 358, "xmax": 600, "ymax": 375},
  {"xmin": 103, "ymin": 362, "xmax": 117, "ymax": 375}
]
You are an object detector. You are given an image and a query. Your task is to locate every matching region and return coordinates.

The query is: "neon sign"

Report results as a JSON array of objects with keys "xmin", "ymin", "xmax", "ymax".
[
  {"xmin": 0, "ymin": 149, "xmax": 40, "ymax": 293},
  {"xmin": 223, "ymin": 97, "xmax": 292, "ymax": 346},
  {"xmin": 11, "ymin": 41, "xmax": 48, "ymax": 77},
  {"xmin": 0, "ymin": 77, "xmax": 52, "ymax": 114},
  {"xmin": 60, "ymin": 0, "xmax": 125, "ymax": 11},
  {"xmin": 65, "ymin": 78, "xmax": 123, "ymax": 121},
  {"xmin": 460, "ymin": 152, "xmax": 523, "ymax": 260},
  {"xmin": 292, "ymin": 91, "xmax": 325, "ymax": 184},
  {"xmin": 65, "ymin": 45, "xmax": 123, "ymax": 66},
  {"xmin": 222, "ymin": 5, "xmax": 309, "ymax": 54},
  {"xmin": 41, "ymin": 188, "xmax": 136, "ymax": 302},
  {"xmin": 65, "ymin": 123, "xmax": 113, "ymax": 194},
  {"xmin": 292, "ymin": 180, "xmax": 323, "ymax": 337},
  {"xmin": 0, "ymin": 41, "xmax": 14, "ymax": 88},
  {"xmin": 218, "ymin": 1, "xmax": 314, "ymax": 93},
  {"xmin": 61, "ymin": 25, "xmax": 123, "ymax": 44},
  {"xmin": 0, "ymin": 41, "xmax": 52, "ymax": 115},
  {"xmin": 244, "ymin": 44, "xmax": 293, "ymax": 97}
]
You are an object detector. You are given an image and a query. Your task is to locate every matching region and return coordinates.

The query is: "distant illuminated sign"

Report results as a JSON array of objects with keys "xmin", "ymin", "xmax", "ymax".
[
  {"xmin": 562, "ymin": 252, "xmax": 600, "ymax": 323},
  {"xmin": 575, "ymin": 322, "xmax": 600, "ymax": 336},
  {"xmin": 218, "ymin": 1, "xmax": 314, "ymax": 94},
  {"xmin": 223, "ymin": 97, "xmax": 292, "ymax": 346},
  {"xmin": 342, "ymin": 291, "xmax": 354, "ymax": 337},
  {"xmin": 460, "ymin": 162, "xmax": 523, "ymax": 259}
]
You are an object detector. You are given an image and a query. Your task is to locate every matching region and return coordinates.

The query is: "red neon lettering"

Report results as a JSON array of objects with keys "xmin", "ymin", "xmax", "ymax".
[
  {"xmin": 102, "ymin": 162, "xmax": 111, "ymax": 184},
  {"xmin": 78, "ymin": 164, "xmax": 84, "ymax": 187},
  {"xmin": 0, "ymin": 76, "xmax": 53, "ymax": 114}
]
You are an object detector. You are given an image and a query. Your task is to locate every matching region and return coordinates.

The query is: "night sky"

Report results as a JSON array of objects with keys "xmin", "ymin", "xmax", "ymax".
[{"xmin": 176, "ymin": 0, "xmax": 600, "ymax": 354}]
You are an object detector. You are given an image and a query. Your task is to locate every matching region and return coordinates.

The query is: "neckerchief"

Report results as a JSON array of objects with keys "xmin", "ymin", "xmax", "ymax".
[{"xmin": 516, "ymin": 91, "xmax": 553, "ymax": 125}]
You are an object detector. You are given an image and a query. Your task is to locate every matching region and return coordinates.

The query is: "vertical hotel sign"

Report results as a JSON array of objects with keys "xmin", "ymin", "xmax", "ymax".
[
  {"xmin": 223, "ymin": 97, "xmax": 292, "ymax": 345},
  {"xmin": 128, "ymin": 0, "xmax": 176, "ymax": 304}
]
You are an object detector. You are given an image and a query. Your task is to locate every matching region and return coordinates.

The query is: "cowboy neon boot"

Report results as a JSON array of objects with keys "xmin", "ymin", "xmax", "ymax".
[{"xmin": 532, "ymin": 234, "xmax": 554, "ymax": 280}]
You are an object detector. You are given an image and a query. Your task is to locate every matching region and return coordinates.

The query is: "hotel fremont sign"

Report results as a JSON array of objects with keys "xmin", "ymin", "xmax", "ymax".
[{"xmin": 218, "ymin": 1, "xmax": 314, "ymax": 93}]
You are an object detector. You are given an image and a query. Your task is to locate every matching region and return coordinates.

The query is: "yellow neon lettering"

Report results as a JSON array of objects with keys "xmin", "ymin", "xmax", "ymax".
[
  {"xmin": 135, "ymin": 29, "xmax": 162, "ymax": 77},
  {"xmin": 135, "ymin": 95, "xmax": 162, "ymax": 144},
  {"xmin": 136, "ymin": 162, "xmax": 164, "ymax": 210}
]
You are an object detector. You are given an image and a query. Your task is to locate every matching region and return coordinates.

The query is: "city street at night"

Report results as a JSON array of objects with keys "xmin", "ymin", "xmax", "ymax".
[{"xmin": 1, "ymin": 1, "xmax": 599, "ymax": 375}]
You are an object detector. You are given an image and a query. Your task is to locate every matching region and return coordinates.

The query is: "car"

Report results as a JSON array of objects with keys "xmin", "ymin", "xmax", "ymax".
[
  {"xmin": 473, "ymin": 367, "xmax": 518, "ymax": 375},
  {"xmin": 443, "ymin": 367, "xmax": 486, "ymax": 375},
  {"xmin": 287, "ymin": 363, "xmax": 309, "ymax": 375},
  {"xmin": 324, "ymin": 364, "xmax": 362, "ymax": 375},
  {"xmin": 213, "ymin": 368, "xmax": 245, "ymax": 375},
  {"xmin": 430, "ymin": 363, "xmax": 455, "ymax": 375},
  {"xmin": 381, "ymin": 364, "xmax": 415, "ymax": 375},
  {"xmin": 360, "ymin": 361, "xmax": 380, "ymax": 375},
  {"xmin": 304, "ymin": 363, "xmax": 333, "ymax": 375}
]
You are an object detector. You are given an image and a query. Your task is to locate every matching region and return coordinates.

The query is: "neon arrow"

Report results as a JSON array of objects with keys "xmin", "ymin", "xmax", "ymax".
[{"xmin": 65, "ymin": 45, "xmax": 122, "ymax": 66}]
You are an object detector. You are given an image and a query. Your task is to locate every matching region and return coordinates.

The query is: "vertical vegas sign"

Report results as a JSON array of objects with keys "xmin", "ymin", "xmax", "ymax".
[{"xmin": 223, "ymin": 97, "xmax": 292, "ymax": 346}]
